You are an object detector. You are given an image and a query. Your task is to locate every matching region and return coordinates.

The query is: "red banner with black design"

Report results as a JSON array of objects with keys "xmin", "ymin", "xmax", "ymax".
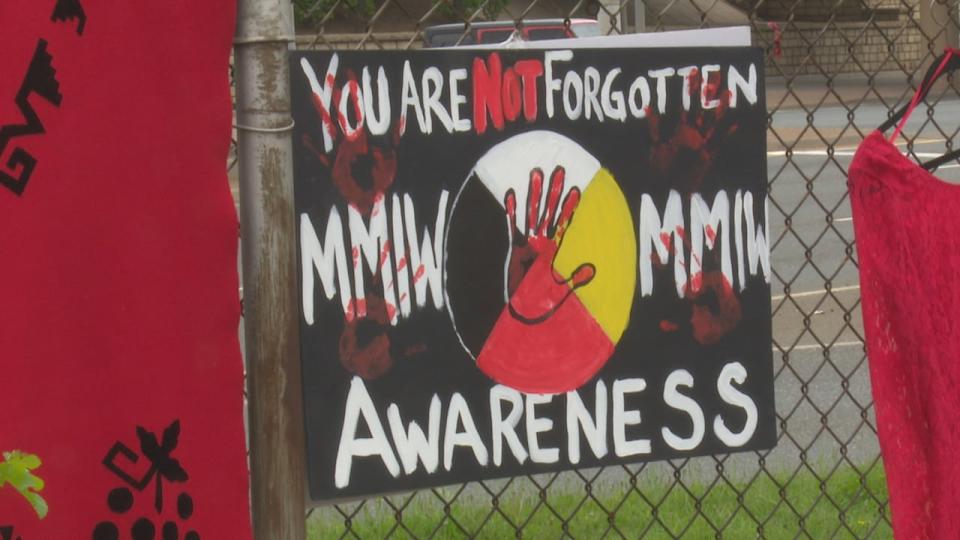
[{"xmin": 0, "ymin": 2, "xmax": 252, "ymax": 538}]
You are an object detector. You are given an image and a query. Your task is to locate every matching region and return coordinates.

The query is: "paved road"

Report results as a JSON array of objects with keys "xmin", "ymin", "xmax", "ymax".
[{"xmin": 735, "ymin": 95, "xmax": 960, "ymax": 481}]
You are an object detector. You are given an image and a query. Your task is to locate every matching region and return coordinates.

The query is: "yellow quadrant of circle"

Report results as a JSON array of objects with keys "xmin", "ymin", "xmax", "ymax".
[{"xmin": 552, "ymin": 168, "xmax": 637, "ymax": 344}]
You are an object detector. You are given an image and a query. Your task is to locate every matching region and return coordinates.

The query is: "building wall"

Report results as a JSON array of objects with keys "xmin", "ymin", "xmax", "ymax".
[
  {"xmin": 755, "ymin": 19, "xmax": 925, "ymax": 75},
  {"xmin": 298, "ymin": 0, "xmax": 926, "ymax": 76},
  {"xmin": 299, "ymin": 19, "xmax": 925, "ymax": 75}
]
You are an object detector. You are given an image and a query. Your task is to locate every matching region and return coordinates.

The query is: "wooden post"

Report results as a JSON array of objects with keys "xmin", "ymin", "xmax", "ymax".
[{"xmin": 234, "ymin": 0, "xmax": 307, "ymax": 538}]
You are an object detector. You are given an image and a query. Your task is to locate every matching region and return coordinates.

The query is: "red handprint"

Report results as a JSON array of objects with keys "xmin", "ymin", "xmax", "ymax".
[
  {"xmin": 688, "ymin": 271, "xmax": 742, "ymax": 345},
  {"xmin": 648, "ymin": 95, "xmax": 738, "ymax": 193},
  {"xmin": 502, "ymin": 166, "xmax": 595, "ymax": 324}
]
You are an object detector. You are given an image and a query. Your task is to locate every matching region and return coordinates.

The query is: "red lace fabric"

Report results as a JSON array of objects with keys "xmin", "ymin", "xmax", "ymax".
[{"xmin": 849, "ymin": 130, "xmax": 960, "ymax": 538}]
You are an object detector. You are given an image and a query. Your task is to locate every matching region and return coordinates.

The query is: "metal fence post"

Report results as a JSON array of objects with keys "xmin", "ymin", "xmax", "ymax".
[
  {"xmin": 633, "ymin": 0, "xmax": 645, "ymax": 33},
  {"xmin": 234, "ymin": 0, "xmax": 307, "ymax": 538}
]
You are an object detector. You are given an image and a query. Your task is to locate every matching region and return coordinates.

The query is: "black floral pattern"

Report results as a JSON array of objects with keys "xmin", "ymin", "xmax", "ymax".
[{"xmin": 93, "ymin": 421, "xmax": 201, "ymax": 540}]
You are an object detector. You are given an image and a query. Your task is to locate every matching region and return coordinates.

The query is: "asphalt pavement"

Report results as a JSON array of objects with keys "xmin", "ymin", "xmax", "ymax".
[{"xmin": 742, "ymin": 90, "xmax": 960, "ymax": 481}]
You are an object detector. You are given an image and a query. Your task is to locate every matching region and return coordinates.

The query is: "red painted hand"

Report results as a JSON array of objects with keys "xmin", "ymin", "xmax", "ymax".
[
  {"xmin": 503, "ymin": 166, "xmax": 595, "ymax": 324},
  {"xmin": 648, "ymin": 97, "xmax": 737, "ymax": 193}
]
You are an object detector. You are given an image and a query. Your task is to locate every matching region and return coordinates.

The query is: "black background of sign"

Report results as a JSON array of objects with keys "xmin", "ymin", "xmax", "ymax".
[{"xmin": 291, "ymin": 47, "xmax": 774, "ymax": 503}]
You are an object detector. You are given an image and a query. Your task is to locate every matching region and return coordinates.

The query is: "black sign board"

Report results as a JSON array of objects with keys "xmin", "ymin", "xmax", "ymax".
[{"xmin": 291, "ymin": 46, "xmax": 775, "ymax": 503}]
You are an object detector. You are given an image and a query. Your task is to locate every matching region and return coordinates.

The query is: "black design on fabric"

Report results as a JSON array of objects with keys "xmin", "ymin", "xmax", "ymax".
[
  {"xmin": 107, "ymin": 487, "xmax": 134, "ymax": 513},
  {"xmin": 103, "ymin": 421, "xmax": 188, "ymax": 513},
  {"xmin": 0, "ymin": 526, "xmax": 21, "ymax": 540},
  {"xmin": 91, "ymin": 522, "xmax": 119, "ymax": 540},
  {"xmin": 95, "ymin": 421, "xmax": 201, "ymax": 539},
  {"xmin": 131, "ymin": 518, "xmax": 155, "ymax": 540},
  {"xmin": 0, "ymin": 40, "xmax": 62, "ymax": 196},
  {"xmin": 176, "ymin": 493, "xmax": 193, "ymax": 520},
  {"xmin": 161, "ymin": 521, "xmax": 178, "ymax": 540},
  {"xmin": 50, "ymin": 0, "xmax": 86, "ymax": 35}
]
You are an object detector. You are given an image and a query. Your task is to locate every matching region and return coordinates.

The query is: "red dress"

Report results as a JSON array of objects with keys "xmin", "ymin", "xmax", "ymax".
[{"xmin": 849, "ymin": 129, "xmax": 960, "ymax": 538}]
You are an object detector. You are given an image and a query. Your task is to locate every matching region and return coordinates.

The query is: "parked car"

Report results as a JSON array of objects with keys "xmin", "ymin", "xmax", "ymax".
[{"xmin": 423, "ymin": 18, "xmax": 601, "ymax": 47}]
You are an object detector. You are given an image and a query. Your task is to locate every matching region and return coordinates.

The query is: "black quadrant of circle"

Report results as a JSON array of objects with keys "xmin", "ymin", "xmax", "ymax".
[
  {"xmin": 445, "ymin": 173, "xmax": 511, "ymax": 358},
  {"xmin": 184, "ymin": 532, "xmax": 200, "ymax": 540},
  {"xmin": 107, "ymin": 487, "xmax": 134, "ymax": 514},
  {"xmin": 131, "ymin": 518, "xmax": 156, "ymax": 540},
  {"xmin": 177, "ymin": 492, "xmax": 194, "ymax": 520},
  {"xmin": 162, "ymin": 521, "xmax": 178, "ymax": 540},
  {"xmin": 92, "ymin": 521, "xmax": 120, "ymax": 540}
]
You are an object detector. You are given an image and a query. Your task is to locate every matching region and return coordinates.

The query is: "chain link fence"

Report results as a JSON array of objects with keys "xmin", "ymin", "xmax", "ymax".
[{"xmin": 231, "ymin": 0, "xmax": 960, "ymax": 536}]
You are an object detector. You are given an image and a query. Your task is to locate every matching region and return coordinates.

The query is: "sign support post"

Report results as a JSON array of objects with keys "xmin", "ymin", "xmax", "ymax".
[
  {"xmin": 633, "ymin": 0, "xmax": 645, "ymax": 32},
  {"xmin": 234, "ymin": 1, "xmax": 307, "ymax": 538}
]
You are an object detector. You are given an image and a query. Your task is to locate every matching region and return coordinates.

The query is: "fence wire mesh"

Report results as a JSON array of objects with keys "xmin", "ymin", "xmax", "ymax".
[{"xmin": 230, "ymin": 0, "xmax": 960, "ymax": 536}]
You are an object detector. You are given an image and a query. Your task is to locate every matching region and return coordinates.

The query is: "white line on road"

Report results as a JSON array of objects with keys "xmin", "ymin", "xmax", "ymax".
[
  {"xmin": 771, "ymin": 284, "xmax": 860, "ymax": 301},
  {"xmin": 773, "ymin": 341, "xmax": 862, "ymax": 352}
]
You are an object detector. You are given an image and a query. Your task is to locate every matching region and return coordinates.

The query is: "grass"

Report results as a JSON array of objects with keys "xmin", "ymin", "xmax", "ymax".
[{"xmin": 307, "ymin": 464, "xmax": 891, "ymax": 539}]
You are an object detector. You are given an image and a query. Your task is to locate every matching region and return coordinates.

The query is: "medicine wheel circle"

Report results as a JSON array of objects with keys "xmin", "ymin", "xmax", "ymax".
[{"xmin": 444, "ymin": 131, "xmax": 637, "ymax": 393}]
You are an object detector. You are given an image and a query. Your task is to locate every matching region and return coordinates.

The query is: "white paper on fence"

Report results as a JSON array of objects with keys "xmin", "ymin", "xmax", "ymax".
[{"xmin": 448, "ymin": 26, "xmax": 751, "ymax": 50}]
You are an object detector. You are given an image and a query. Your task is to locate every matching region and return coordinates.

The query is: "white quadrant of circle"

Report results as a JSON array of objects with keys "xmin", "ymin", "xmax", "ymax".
[{"xmin": 472, "ymin": 130, "xmax": 601, "ymax": 233}]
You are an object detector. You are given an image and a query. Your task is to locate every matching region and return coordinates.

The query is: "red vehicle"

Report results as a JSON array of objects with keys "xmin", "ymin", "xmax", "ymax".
[{"xmin": 422, "ymin": 18, "xmax": 601, "ymax": 47}]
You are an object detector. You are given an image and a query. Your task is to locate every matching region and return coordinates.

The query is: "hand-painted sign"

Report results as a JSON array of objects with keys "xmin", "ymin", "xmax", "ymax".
[{"xmin": 292, "ymin": 47, "xmax": 775, "ymax": 502}]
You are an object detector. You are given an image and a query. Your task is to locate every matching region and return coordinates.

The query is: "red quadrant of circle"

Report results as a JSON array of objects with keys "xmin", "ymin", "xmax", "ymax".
[{"xmin": 477, "ymin": 253, "xmax": 614, "ymax": 393}]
